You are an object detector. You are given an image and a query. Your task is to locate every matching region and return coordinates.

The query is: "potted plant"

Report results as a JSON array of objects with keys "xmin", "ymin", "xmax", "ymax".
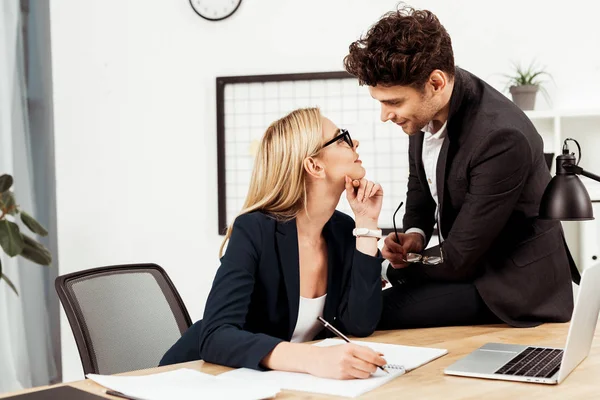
[
  {"xmin": 0, "ymin": 173, "xmax": 52, "ymax": 295},
  {"xmin": 505, "ymin": 62, "xmax": 552, "ymax": 110}
]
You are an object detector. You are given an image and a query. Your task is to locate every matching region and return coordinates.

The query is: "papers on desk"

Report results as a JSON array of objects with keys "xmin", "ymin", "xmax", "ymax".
[
  {"xmin": 219, "ymin": 339, "xmax": 448, "ymax": 398},
  {"xmin": 221, "ymin": 362, "xmax": 403, "ymax": 398},
  {"xmin": 86, "ymin": 368, "xmax": 280, "ymax": 400},
  {"xmin": 316, "ymin": 339, "xmax": 448, "ymax": 372},
  {"xmin": 88, "ymin": 341, "xmax": 446, "ymax": 399}
]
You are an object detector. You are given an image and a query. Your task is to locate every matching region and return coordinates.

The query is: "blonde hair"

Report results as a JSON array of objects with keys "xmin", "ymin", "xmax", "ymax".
[{"xmin": 219, "ymin": 107, "xmax": 323, "ymax": 257}]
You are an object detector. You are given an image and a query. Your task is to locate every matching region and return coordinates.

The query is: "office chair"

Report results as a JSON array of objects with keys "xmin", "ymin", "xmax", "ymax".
[{"xmin": 55, "ymin": 263, "xmax": 192, "ymax": 375}]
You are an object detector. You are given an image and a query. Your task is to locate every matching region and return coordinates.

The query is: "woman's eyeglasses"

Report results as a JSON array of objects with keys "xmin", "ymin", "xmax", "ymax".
[
  {"xmin": 323, "ymin": 129, "xmax": 353, "ymax": 149},
  {"xmin": 393, "ymin": 201, "xmax": 444, "ymax": 265}
]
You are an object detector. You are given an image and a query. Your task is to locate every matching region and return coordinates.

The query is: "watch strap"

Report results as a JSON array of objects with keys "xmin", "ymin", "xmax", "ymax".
[{"xmin": 352, "ymin": 228, "xmax": 382, "ymax": 239}]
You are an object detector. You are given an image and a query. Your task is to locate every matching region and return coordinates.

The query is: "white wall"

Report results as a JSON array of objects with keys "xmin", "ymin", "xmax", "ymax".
[{"xmin": 49, "ymin": 0, "xmax": 600, "ymax": 382}]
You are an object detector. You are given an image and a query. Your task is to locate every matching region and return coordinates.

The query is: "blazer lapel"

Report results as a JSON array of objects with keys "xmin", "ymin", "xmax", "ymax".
[
  {"xmin": 414, "ymin": 132, "xmax": 432, "ymax": 198},
  {"xmin": 435, "ymin": 67, "xmax": 467, "ymax": 231},
  {"xmin": 321, "ymin": 219, "xmax": 341, "ymax": 324},
  {"xmin": 275, "ymin": 219, "xmax": 300, "ymax": 339},
  {"xmin": 436, "ymin": 136, "xmax": 450, "ymax": 224}
]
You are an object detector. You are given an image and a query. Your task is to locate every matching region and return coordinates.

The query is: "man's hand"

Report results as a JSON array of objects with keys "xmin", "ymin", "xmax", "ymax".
[{"xmin": 381, "ymin": 232, "xmax": 424, "ymax": 269}]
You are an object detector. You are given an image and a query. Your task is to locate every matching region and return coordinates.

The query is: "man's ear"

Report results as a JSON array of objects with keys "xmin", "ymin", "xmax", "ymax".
[
  {"xmin": 303, "ymin": 156, "xmax": 324, "ymax": 179},
  {"xmin": 428, "ymin": 70, "xmax": 447, "ymax": 93}
]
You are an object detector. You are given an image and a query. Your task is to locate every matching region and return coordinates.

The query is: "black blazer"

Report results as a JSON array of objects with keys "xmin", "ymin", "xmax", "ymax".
[
  {"xmin": 160, "ymin": 211, "xmax": 383, "ymax": 370},
  {"xmin": 398, "ymin": 67, "xmax": 577, "ymax": 327}
]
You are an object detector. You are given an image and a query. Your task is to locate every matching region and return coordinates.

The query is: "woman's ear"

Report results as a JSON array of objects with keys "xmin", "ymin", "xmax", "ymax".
[{"xmin": 303, "ymin": 156, "xmax": 324, "ymax": 179}]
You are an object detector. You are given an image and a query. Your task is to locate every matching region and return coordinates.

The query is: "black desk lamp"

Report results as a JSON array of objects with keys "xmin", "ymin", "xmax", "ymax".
[{"xmin": 539, "ymin": 138, "xmax": 599, "ymax": 221}]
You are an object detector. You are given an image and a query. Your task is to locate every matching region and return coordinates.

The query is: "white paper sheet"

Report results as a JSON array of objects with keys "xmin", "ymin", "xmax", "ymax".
[
  {"xmin": 221, "ymin": 365, "xmax": 403, "ymax": 398},
  {"xmin": 220, "ymin": 339, "xmax": 447, "ymax": 398},
  {"xmin": 316, "ymin": 338, "xmax": 448, "ymax": 371},
  {"xmin": 87, "ymin": 368, "xmax": 280, "ymax": 400}
]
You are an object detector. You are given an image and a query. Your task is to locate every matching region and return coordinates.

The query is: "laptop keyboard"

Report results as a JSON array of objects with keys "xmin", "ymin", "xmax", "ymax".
[{"xmin": 495, "ymin": 347, "xmax": 563, "ymax": 378}]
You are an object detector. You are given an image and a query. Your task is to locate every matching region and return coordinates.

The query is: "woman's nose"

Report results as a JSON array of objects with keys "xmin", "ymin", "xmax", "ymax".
[{"xmin": 353, "ymin": 139, "xmax": 360, "ymax": 149}]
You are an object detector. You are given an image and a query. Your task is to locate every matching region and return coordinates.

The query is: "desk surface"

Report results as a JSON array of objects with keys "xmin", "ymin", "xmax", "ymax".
[{"xmin": 2, "ymin": 323, "xmax": 599, "ymax": 399}]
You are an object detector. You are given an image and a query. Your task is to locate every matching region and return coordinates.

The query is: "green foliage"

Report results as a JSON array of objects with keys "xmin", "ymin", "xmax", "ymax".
[
  {"xmin": 0, "ymin": 175, "xmax": 13, "ymax": 192},
  {"xmin": 21, "ymin": 211, "xmax": 48, "ymax": 236},
  {"xmin": 0, "ymin": 220, "xmax": 25, "ymax": 256},
  {"xmin": 0, "ymin": 191, "xmax": 17, "ymax": 216},
  {"xmin": 504, "ymin": 61, "xmax": 553, "ymax": 105},
  {"xmin": 505, "ymin": 61, "xmax": 551, "ymax": 87},
  {"xmin": 0, "ymin": 174, "xmax": 52, "ymax": 296},
  {"xmin": 0, "ymin": 260, "xmax": 19, "ymax": 295}
]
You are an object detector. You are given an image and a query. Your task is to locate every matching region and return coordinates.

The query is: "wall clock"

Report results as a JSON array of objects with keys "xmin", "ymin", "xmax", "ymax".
[{"xmin": 189, "ymin": 0, "xmax": 243, "ymax": 21}]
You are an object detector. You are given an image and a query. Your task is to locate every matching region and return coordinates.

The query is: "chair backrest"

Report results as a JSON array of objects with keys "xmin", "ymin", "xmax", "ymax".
[{"xmin": 55, "ymin": 263, "xmax": 192, "ymax": 375}]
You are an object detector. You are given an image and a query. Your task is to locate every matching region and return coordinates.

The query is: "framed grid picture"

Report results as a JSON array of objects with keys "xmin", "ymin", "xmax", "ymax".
[{"xmin": 216, "ymin": 71, "xmax": 410, "ymax": 235}]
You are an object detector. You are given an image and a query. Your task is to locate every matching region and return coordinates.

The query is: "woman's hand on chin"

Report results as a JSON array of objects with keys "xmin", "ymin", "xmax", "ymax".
[{"xmin": 345, "ymin": 176, "xmax": 383, "ymax": 224}]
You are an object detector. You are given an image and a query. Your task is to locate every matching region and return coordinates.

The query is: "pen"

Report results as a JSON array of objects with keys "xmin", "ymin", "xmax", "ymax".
[
  {"xmin": 317, "ymin": 316, "xmax": 388, "ymax": 374},
  {"xmin": 105, "ymin": 389, "xmax": 146, "ymax": 400}
]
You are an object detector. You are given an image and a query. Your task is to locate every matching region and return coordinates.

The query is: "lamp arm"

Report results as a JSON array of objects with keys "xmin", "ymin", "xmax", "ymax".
[{"xmin": 564, "ymin": 163, "xmax": 600, "ymax": 183}]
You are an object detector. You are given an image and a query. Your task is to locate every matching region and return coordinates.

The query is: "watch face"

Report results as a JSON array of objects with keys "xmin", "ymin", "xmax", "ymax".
[{"xmin": 189, "ymin": 0, "xmax": 242, "ymax": 21}]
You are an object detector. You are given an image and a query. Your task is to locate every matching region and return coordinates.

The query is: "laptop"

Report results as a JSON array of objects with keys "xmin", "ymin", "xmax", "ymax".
[{"xmin": 444, "ymin": 262, "xmax": 600, "ymax": 384}]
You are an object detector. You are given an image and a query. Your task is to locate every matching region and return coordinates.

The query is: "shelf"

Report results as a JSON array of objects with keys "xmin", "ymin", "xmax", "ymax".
[
  {"xmin": 525, "ymin": 109, "xmax": 600, "ymax": 120},
  {"xmin": 558, "ymin": 109, "xmax": 600, "ymax": 118},
  {"xmin": 524, "ymin": 110, "xmax": 556, "ymax": 120}
]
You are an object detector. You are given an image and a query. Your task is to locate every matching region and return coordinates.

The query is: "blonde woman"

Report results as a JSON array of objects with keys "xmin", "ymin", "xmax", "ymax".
[{"xmin": 160, "ymin": 108, "xmax": 387, "ymax": 379}]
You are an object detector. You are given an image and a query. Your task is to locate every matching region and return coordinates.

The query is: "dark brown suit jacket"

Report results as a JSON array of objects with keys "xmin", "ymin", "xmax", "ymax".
[{"xmin": 400, "ymin": 67, "xmax": 578, "ymax": 327}]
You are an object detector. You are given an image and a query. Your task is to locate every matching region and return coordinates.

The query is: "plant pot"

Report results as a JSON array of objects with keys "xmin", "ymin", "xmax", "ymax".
[{"xmin": 509, "ymin": 85, "xmax": 538, "ymax": 110}]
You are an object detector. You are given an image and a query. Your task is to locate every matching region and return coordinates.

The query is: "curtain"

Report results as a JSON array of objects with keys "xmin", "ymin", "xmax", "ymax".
[{"xmin": 0, "ymin": 0, "xmax": 57, "ymax": 392}]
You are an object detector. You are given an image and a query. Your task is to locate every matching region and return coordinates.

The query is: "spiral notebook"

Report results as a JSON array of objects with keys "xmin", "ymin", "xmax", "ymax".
[{"xmin": 220, "ymin": 339, "xmax": 447, "ymax": 398}]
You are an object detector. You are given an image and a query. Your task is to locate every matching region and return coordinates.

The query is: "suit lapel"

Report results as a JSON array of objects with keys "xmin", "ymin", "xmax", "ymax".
[
  {"xmin": 322, "ymin": 219, "xmax": 341, "ymax": 323},
  {"xmin": 435, "ymin": 67, "xmax": 467, "ymax": 231},
  {"xmin": 436, "ymin": 136, "xmax": 450, "ymax": 223},
  {"xmin": 275, "ymin": 219, "xmax": 300, "ymax": 338},
  {"xmin": 414, "ymin": 132, "xmax": 432, "ymax": 198}
]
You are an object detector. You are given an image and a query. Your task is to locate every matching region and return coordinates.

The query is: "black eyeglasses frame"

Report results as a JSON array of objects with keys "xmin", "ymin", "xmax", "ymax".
[
  {"xmin": 323, "ymin": 128, "xmax": 353, "ymax": 149},
  {"xmin": 392, "ymin": 201, "xmax": 444, "ymax": 266}
]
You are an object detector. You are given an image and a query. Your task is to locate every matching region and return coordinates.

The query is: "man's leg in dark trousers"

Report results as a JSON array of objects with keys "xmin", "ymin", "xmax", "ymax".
[{"xmin": 378, "ymin": 252, "xmax": 501, "ymax": 329}]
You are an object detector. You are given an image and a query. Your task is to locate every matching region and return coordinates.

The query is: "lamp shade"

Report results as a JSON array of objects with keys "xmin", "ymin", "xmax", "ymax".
[{"xmin": 539, "ymin": 174, "xmax": 594, "ymax": 220}]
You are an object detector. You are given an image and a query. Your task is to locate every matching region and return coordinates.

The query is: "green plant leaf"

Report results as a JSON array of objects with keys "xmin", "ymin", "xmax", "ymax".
[
  {"xmin": 505, "ymin": 60, "xmax": 551, "ymax": 88},
  {"xmin": 20, "ymin": 234, "xmax": 52, "ymax": 265},
  {"xmin": 20, "ymin": 211, "xmax": 48, "ymax": 236},
  {"xmin": 0, "ymin": 191, "xmax": 18, "ymax": 216},
  {"xmin": 0, "ymin": 174, "xmax": 13, "ymax": 193},
  {"xmin": 1, "ymin": 272, "xmax": 19, "ymax": 296},
  {"xmin": 0, "ymin": 220, "xmax": 24, "ymax": 256},
  {"xmin": 528, "ymin": 71, "xmax": 548, "ymax": 85}
]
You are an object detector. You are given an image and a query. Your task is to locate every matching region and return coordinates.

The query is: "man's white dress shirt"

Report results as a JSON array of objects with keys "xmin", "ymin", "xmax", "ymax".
[{"xmin": 381, "ymin": 121, "xmax": 448, "ymax": 281}]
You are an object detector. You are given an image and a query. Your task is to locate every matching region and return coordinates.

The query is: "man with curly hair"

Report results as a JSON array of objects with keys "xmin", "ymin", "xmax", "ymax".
[{"xmin": 344, "ymin": 5, "xmax": 579, "ymax": 329}]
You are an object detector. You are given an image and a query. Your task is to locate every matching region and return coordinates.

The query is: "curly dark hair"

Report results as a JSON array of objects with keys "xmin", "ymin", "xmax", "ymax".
[{"xmin": 344, "ymin": 5, "xmax": 454, "ymax": 88}]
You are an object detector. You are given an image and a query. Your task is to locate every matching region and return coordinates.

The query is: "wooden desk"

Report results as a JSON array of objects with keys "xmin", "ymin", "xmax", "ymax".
[{"xmin": 2, "ymin": 323, "xmax": 599, "ymax": 399}]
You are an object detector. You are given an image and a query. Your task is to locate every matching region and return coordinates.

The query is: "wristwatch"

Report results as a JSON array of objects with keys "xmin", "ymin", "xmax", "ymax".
[{"xmin": 352, "ymin": 228, "xmax": 383, "ymax": 239}]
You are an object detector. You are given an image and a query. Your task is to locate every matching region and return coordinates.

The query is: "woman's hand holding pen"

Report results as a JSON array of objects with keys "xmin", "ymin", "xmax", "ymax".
[{"xmin": 305, "ymin": 343, "xmax": 387, "ymax": 380}]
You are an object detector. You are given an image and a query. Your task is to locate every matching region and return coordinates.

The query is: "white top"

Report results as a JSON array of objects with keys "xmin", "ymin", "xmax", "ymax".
[
  {"xmin": 382, "ymin": 121, "xmax": 447, "ymax": 281},
  {"xmin": 290, "ymin": 294, "xmax": 327, "ymax": 343},
  {"xmin": 423, "ymin": 120, "xmax": 447, "ymax": 210}
]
